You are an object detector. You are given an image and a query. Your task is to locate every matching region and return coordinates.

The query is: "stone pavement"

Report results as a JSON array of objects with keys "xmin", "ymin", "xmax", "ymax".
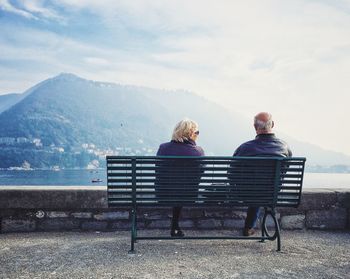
[{"xmin": 0, "ymin": 230, "xmax": 349, "ymax": 279}]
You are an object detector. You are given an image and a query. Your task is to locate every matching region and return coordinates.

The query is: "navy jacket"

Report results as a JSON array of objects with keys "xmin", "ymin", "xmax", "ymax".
[
  {"xmin": 157, "ymin": 139, "xmax": 205, "ymax": 156},
  {"xmin": 234, "ymin": 134, "xmax": 292, "ymax": 157},
  {"xmin": 229, "ymin": 134, "xmax": 291, "ymax": 190},
  {"xmin": 155, "ymin": 140, "xmax": 204, "ymax": 202}
]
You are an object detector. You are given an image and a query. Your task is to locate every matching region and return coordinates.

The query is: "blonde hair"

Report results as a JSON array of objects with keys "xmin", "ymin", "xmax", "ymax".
[{"xmin": 171, "ymin": 119, "xmax": 199, "ymax": 143}]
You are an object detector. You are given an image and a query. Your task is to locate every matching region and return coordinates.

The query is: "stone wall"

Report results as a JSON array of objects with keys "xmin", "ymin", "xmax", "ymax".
[{"xmin": 0, "ymin": 186, "xmax": 349, "ymax": 233}]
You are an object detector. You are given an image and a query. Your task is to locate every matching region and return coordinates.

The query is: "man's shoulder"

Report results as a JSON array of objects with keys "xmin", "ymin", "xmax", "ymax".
[
  {"xmin": 275, "ymin": 137, "xmax": 289, "ymax": 146},
  {"xmin": 234, "ymin": 139, "xmax": 257, "ymax": 156},
  {"xmin": 243, "ymin": 139, "xmax": 257, "ymax": 145},
  {"xmin": 234, "ymin": 135, "xmax": 292, "ymax": 157},
  {"xmin": 237, "ymin": 139, "xmax": 257, "ymax": 149}
]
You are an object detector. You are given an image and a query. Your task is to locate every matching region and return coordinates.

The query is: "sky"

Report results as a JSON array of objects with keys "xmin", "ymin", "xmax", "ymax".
[{"xmin": 0, "ymin": 0, "xmax": 350, "ymax": 155}]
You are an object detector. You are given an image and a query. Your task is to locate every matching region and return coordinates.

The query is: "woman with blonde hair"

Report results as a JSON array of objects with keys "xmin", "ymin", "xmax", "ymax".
[{"xmin": 156, "ymin": 118, "xmax": 205, "ymax": 237}]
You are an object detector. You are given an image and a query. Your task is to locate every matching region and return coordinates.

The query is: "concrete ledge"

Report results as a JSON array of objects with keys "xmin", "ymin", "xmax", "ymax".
[
  {"xmin": 0, "ymin": 186, "xmax": 349, "ymax": 233},
  {"xmin": 0, "ymin": 186, "xmax": 107, "ymax": 209}
]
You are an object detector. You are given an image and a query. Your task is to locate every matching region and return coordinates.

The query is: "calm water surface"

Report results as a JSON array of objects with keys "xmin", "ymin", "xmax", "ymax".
[
  {"xmin": 303, "ymin": 172, "xmax": 350, "ymax": 188},
  {"xmin": 0, "ymin": 170, "xmax": 349, "ymax": 188},
  {"xmin": 0, "ymin": 170, "xmax": 104, "ymax": 186}
]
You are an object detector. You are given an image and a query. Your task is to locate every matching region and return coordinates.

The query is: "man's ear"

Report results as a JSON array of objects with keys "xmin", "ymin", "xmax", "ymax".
[{"xmin": 271, "ymin": 121, "xmax": 275, "ymax": 128}]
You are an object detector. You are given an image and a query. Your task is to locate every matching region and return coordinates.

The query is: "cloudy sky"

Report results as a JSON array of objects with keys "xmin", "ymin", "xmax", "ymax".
[{"xmin": 0, "ymin": 0, "xmax": 349, "ymax": 155}]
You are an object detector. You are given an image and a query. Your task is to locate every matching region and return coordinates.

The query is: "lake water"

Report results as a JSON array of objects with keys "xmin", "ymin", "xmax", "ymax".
[
  {"xmin": 0, "ymin": 170, "xmax": 349, "ymax": 189},
  {"xmin": 0, "ymin": 170, "xmax": 105, "ymax": 186}
]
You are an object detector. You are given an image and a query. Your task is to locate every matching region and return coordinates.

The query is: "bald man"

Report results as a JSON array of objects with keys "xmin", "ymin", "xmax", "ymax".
[{"xmin": 233, "ymin": 112, "xmax": 292, "ymax": 236}]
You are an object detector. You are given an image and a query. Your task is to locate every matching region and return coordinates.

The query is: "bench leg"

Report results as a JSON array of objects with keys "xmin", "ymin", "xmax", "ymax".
[
  {"xmin": 261, "ymin": 208, "xmax": 281, "ymax": 251},
  {"xmin": 134, "ymin": 212, "xmax": 138, "ymax": 243},
  {"xmin": 270, "ymin": 209, "xmax": 281, "ymax": 252},
  {"xmin": 129, "ymin": 208, "xmax": 136, "ymax": 254},
  {"xmin": 273, "ymin": 211, "xmax": 281, "ymax": 252},
  {"xmin": 260, "ymin": 207, "xmax": 267, "ymax": 243}
]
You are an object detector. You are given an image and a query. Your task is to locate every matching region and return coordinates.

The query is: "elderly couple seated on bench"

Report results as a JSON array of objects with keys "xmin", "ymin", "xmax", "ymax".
[
  {"xmin": 156, "ymin": 112, "xmax": 292, "ymax": 237},
  {"xmin": 107, "ymin": 112, "xmax": 305, "ymax": 252}
]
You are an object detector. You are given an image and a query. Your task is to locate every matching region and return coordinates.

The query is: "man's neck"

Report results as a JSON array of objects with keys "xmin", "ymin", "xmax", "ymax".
[{"xmin": 256, "ymin": 130, "xmax": 273, "ymax": 135}]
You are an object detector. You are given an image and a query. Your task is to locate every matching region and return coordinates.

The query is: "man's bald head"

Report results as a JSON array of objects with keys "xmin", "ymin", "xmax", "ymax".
[{"xmin": 254, "ymin": 112, "xmax": 274, "ymax": 134}]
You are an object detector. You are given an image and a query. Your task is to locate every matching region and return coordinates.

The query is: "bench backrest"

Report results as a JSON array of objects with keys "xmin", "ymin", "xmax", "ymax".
[{"xmin": 107, "ymin": 156, "xmax": 306, "ymax": 208}]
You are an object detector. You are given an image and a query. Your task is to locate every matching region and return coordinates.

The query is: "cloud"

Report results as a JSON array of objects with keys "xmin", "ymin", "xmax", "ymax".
[
  {"xmin": 84, "ymin": 57, "xmax": 111, "ymax": 67},
  {"xmin": 21, "ymin": 0, "xmax": 64, "ymax": 21},
  {"xmin": 0, "ymin": 0, "xmax": 37, "ymax": 19},
  {"xmin": 0, "ymin": 0, "xmax": 64, "ymax": 22}
]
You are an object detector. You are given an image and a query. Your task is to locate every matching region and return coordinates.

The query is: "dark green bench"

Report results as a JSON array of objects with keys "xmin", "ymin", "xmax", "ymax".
[{"xmin": 106, "ymin": 156, "xmax": 306, "ymax": 253}]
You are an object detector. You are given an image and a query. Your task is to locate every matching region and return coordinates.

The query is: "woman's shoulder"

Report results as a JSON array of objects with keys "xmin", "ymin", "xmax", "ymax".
[
  {"xmin": 157, "ymin": 140, "xmax": 204, "ymax": 156},
  {"xmin": 157, "ymin": 141, "xmax": 178, "ymax": 155},
  {"xmin": 159, "ymin": 141, "xmax": 172, "ymax": 148},
  {"xmin": 159, "ymin": 140, "xmax": 180, "ymax": 149},
  {"xmin": 195, "ymin": 145, "xmax": 205, "ymax": 156}
]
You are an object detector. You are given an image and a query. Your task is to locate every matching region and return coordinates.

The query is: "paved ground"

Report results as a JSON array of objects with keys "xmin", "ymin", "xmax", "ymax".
[{"xmin": 0, "ymin": 230, "xmax": 349, "ymax": 279}]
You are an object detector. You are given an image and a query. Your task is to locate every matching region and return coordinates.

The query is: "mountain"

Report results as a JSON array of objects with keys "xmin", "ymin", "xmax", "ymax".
[
  {"xmin": 0, "ymin": 73, "xmax": 349, "ymax": 169},
  {"xmin": 0, "ymin": 93, "xmax": 23, "ymax": 113},
  {"xmin": 0, "ymin": 79, "xmax": 43, "ymax": 113},
  {"xmin": 282, "ymin": 136, "xmax": 350, "ymax": 168}
]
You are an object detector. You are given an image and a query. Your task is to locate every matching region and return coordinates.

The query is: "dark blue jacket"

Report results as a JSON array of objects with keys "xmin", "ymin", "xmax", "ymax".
[
  {"xmin": 155, "ymin": 140, "xmax": 204, "ymax": 203},
  {"xmin": 157, "ymin": 139, "xmax": 205, "ymax": 156},
  {"xmin": 229, "ymin": 134, "xmax": 291, "ymax": 190},
  {"xmin": 234, "ymin": 134, "xmax": 292, "ymax": 157}
]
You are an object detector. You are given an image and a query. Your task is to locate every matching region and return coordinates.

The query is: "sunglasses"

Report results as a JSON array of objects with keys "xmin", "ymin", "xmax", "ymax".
[{"xmin": 194, "ymin": 131, "xmax": 200, "ymax": 135}]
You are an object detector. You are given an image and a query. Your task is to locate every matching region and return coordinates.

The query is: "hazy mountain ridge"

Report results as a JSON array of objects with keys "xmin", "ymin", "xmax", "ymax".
[
  {"xmin": 0, "ymin": 73, "xmax": 349, "ymax": 169},
  {"xmin": 0, "ymin": 93, "xmax": 23, "ymax": 114}
]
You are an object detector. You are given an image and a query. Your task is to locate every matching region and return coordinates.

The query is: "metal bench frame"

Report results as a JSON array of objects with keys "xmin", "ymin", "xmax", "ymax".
[{"xmin": 107, "ymin": 156, "xmax": 306, "ymax": 253}]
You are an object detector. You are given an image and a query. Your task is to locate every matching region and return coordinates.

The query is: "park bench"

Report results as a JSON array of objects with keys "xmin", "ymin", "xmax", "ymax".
[{"xmin": 106, "ymin": 156, "xmax": 306, "ymax": 253}]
